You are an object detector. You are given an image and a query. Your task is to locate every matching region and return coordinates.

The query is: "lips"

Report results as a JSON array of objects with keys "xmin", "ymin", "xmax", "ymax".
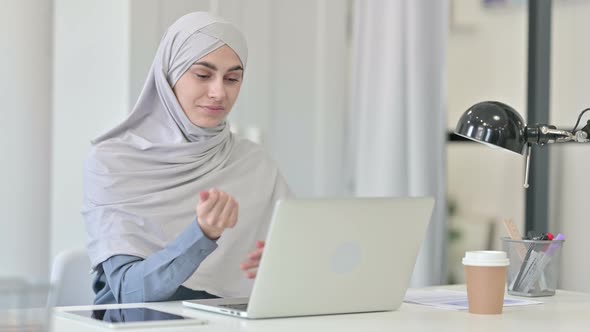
[{"xmin": 198, "ymin": 105, "xmax": 225, "ymax": 115}]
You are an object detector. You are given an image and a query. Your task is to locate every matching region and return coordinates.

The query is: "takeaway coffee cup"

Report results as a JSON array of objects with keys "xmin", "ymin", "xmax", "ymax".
[{"xmin": 462, "ymin": 251, "xmax": 510, "ymax": 314}]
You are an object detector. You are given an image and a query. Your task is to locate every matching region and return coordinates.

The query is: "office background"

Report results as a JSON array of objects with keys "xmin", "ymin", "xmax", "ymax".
[{"xmin": 1, "ymin": 0, "xmax": 589, "ymax": 293}]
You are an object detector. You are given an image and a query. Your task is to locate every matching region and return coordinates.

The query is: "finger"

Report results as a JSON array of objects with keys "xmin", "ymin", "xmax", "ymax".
[
  {"xmin": 208, "ymin": 188, "xmax": 220, "ymax": 205},
  {"xmin": 248, "ymin": 247, "xmax": 264, "ymax": 260},
  {"xmin": 256, "ymin": 240, "xmax": 265, "ymax": 249},
  {"xmin": 199, "ymin": 189, "xmax": 221, "ymax": 220},
  {"xmin": 245, "ymin": 269, "xmax": 257, "ymax": 279},
  {"xmin": 209, "ymin": 191, "xmax": 229, "ymax": 227},
  {"xmin": 228, "ymin": 201, "xmax": 239, "ymax": 228},
  {"xmin": 197, "ymin": 189, "xmax": 219, "ymax": 216},
  {"xmin": 240, "ymin": 260, "xmax": 259, "ymax": 271},
  {"xmin": 199, "ymin": 191, "xmax": 209, "ymax": 202},
  {"xmin": 218, "ymin": 198, "xmax": 236, "ymax": 228}
]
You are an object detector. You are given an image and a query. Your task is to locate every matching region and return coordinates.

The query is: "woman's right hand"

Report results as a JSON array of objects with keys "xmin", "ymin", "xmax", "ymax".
[{"xmin": 196, "ymin": 188, "xmax": 239, "ymax": 240}]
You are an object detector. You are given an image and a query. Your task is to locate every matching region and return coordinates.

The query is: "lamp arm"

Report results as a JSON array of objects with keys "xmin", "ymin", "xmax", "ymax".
[
  {"xmin": 525, "ymin": 125, "xmax": 570, "ymax": 145},
  {"xmin": 574, "ymin": 121, "xmax": 590, "ymax": 142},
  {"xmin": 523, "ymin": 144, "xmax": 531, "ymax": 189},
  {"xmin": 539, "ymin": 126, "xmax": 575, "ymax": 143}
]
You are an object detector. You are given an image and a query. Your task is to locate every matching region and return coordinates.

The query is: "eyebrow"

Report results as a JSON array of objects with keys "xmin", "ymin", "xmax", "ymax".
[{"xmin": 193, "ymin": 61, "xmax": 243, "ymax": 72}]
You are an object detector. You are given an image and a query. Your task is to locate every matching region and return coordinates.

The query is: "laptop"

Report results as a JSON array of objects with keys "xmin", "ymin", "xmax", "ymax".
[{"xmin": 183, "ymin": 197, "xmax": 435, "ymax": 319}]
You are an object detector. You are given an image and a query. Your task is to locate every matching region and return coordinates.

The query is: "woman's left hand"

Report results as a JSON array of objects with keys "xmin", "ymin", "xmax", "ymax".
[{"xmin": 240, "ymin": 240, "xmax": 265, "ymax": 279}]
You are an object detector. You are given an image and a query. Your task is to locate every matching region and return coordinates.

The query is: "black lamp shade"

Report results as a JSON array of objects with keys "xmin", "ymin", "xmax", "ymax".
[{"xmin": 455, "ymin": 101, "xmax": 527, "ymax": 155}]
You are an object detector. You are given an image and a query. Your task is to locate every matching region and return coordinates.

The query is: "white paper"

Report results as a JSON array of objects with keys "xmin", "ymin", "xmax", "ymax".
[{"xmin": 404, "ymin": 289, "xmax": 543, "ymax": 311}]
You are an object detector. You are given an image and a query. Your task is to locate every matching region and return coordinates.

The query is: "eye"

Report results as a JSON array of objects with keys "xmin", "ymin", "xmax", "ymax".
[
  {"xmin": 225, "ymin": 77, "xmax": 241, "ymax": 83},
  {"xmin": 194, "ymin": 73, "xmax": 210, "ymax": 79}
]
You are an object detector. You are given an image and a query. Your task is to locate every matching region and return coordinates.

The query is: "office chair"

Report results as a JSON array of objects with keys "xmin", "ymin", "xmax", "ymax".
[{"xmin": 47, "ymin": 248, "xmax": 95, "ymax": 306}]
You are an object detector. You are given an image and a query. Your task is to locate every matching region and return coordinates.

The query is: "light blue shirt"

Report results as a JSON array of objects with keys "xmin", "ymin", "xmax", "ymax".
[{"xmin": 93, "ymin": 220, "xmax": 219, "ymax": 304}]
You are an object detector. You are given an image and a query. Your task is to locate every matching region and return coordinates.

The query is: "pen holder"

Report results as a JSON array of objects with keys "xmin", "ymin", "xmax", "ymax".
[{"xmin": 501, "ymin": 237, "xmax": 564, "ymax": 297}]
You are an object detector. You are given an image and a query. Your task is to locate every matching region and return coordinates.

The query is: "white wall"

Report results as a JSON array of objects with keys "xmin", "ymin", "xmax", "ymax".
[
  {"xmin": 551, "ymin": 1, "xmax": 590, "ymax": 126},
  {"xmin": 51, "ymin": 0, "xmax": 131, "ymax": 258},
  {"xmin": 448, "ymin": 1, "xmax": 590, "ymax": 291},
  {"xmin": 0, "ymin": 0, "xmax": 52, "ymax": 280},
  {"xmin": 126, "ymin": 0, "xmax": 351, "ymax": 197},
  {"xmin": 261, "ymin": 0, "xmax": 349, "ymax": 197},
  {"xmin": 448, "ymin": 4, "xmax": 528, "ymax": 128},
  {"xmin": 128, "ymin": 0, "xmax": 211, "ymax": 108},
  {"xmin": 49, "ymin": 0, "xmax": 350, "ymax": 266},
  {"xmin": 447, "ymin": 2, "xmax": 528, "ymax": 253},
  {"xmin": 7, "ymin": 0, "xmax": 586, "ymax": 291},
  {"xmin": 550, "ymin": 1, "xmax": 590, "ymax": 292}
]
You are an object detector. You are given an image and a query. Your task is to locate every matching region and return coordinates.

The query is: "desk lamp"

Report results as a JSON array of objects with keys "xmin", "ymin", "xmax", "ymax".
[{"xmin": 455, "ymin": 101, "xmax": 590, "ymax": 188}]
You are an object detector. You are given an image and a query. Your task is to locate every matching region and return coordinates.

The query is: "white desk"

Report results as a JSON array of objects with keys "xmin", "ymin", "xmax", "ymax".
[{"xmin": 52, "ymin": 285, "xmax": 590, "ymax": 332}]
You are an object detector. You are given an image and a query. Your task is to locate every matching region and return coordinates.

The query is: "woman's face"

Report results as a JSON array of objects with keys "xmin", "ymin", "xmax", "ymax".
[{"xmin": 173, "ymin": 45, "xmax": 244, "ymax": 128}]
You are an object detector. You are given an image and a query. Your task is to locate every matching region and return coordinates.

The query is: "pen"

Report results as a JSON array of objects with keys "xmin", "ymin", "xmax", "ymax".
[
  {"xmin": 519, "ymin": 233, "xmax": 565, "ymax": 293},
  {"xmin": 512, "ymin": 241, "xmax": 536, "ymax": 291}
]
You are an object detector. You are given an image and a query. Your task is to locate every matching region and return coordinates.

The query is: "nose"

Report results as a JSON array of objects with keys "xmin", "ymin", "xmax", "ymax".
[{"xmin": 207, "ymin": 77, "xmax": 226, "ymax": 101}]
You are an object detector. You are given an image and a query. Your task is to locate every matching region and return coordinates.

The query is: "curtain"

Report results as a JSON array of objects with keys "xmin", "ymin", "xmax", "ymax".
[{"xmin": 349, "ymin": 0, "xmax": 448, "ymax": 286}]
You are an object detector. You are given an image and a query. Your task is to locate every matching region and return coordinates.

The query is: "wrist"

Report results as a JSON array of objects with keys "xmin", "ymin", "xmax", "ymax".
[{"xmin": 196, "ymin": 219, "xmax": 221, "ymax": 241}]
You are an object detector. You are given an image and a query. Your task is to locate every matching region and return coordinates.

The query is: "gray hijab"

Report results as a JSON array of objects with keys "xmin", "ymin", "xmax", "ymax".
[{"xmin": 82, "ymin": 12, "xmax": 291, "ymax": 297}]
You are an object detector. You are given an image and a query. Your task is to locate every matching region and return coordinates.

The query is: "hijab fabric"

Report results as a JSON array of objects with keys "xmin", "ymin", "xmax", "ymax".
[{"xmin": 82, "ymin": 12, "xmax": 291, "ymax": 297}]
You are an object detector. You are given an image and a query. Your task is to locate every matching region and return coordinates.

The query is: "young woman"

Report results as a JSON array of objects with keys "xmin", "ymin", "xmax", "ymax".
[{"xmin": 82, "ymin": 12, "xmax": 291, "ymax": 304}]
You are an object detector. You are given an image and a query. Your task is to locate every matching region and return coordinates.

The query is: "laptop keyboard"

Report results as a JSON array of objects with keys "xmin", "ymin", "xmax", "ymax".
[{"xmin": 219, "ymin": 303, "xmax": 248, "ymax": 311}]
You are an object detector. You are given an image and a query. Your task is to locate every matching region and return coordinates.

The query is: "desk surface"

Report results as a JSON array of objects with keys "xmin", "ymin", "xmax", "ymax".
[{"xmin": 52, "ymin": 285, "xmax": 590, "ymax": 332}]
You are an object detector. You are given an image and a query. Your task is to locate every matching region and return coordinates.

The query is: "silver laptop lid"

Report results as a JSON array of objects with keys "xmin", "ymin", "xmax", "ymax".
[{"xmin": 247, "ymin": 197, "xmax": 435, "ymax": 318}]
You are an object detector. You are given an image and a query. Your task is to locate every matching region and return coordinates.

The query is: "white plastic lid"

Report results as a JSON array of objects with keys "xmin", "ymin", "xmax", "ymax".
[{"xmin": 462, "ymin": 251, "xmax": 510, "ymax": 267}]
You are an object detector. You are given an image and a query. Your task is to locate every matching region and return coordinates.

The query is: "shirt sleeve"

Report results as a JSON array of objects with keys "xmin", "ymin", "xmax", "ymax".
[{"xmin": 101, "ymin": 219, "xmax": 218, "ymax": 303}]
